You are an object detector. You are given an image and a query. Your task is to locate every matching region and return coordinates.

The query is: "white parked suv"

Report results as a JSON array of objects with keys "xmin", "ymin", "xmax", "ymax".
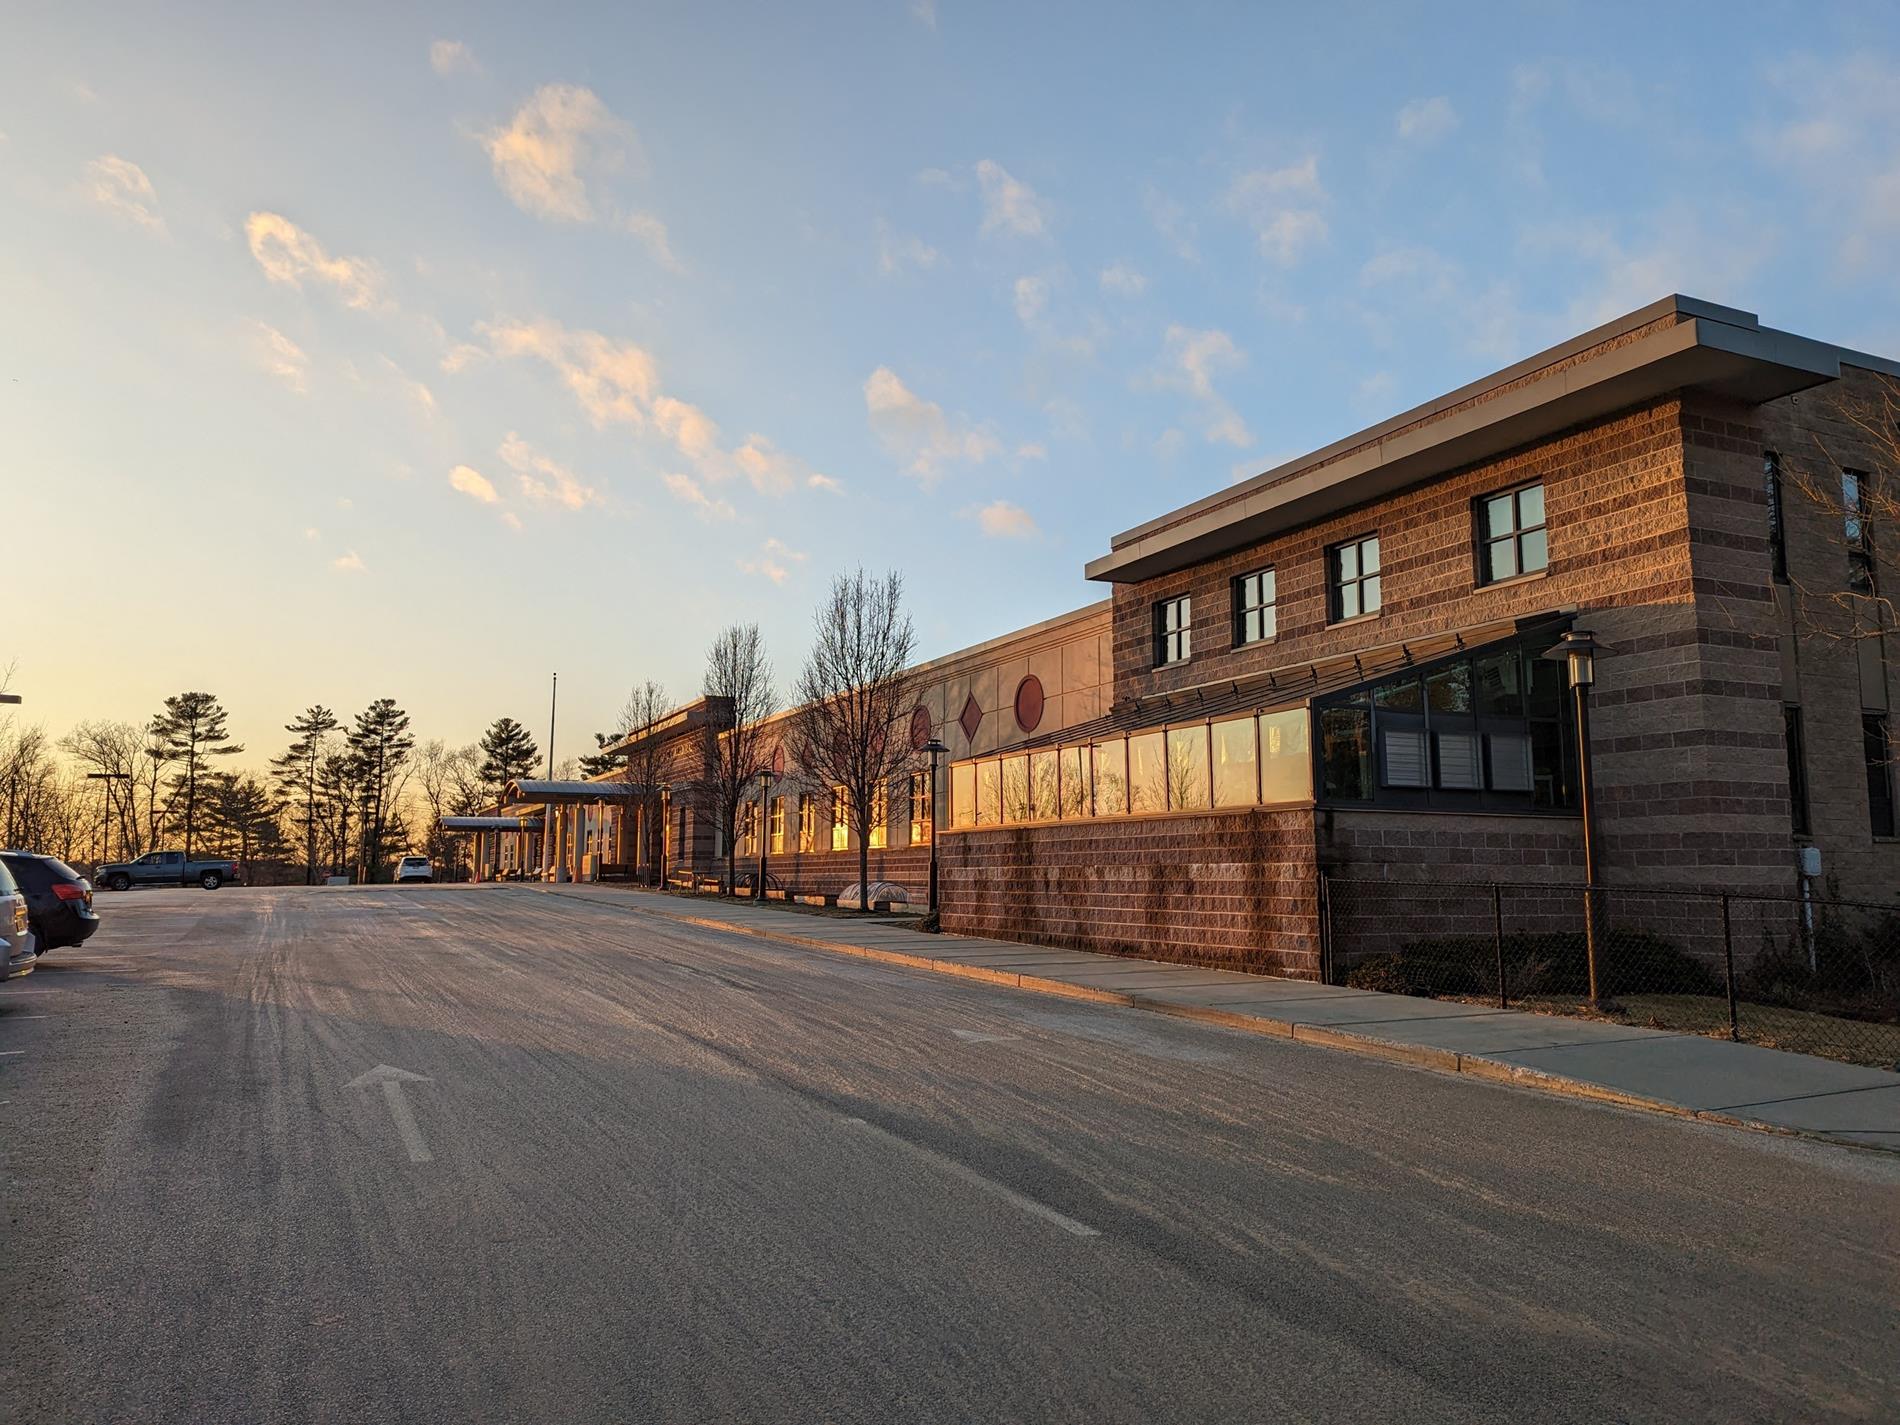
[
  {"xmin": 0, "ymin": 857, "xmax": 37, "ymax": 979},
  {"xmin": 394, "ymin": 856, "xmax": 434, "ymax": 884}
]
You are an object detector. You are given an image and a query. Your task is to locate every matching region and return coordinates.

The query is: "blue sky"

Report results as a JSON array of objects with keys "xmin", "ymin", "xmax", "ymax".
[{"xmin": 5, "ymin": 1, "xmax": 1899, "ymax": 765}]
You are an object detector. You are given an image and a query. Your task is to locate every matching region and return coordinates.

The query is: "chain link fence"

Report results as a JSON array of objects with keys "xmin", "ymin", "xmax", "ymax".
[{"xmin": 1322, "ymin": 877, "xmax": 1900, "ymax": 1070}]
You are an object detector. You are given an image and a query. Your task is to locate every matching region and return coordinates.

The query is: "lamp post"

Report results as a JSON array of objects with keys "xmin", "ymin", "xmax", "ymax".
[
  {"xmin": 755, "ymin": 766, "xmax": 773, "ymax": 902},
  {"xmin": 923, "ymin": 738, "xmax": 948, "ymax": 917},
  {"xmin": 85, "ymin": 771, "xmax": 131, "ymax": 868},
  {"xmin": 1549, "ymin": 629, "xmax": 1607, "ymax": 1008},
  {"xmin": 658, "ymin": 784, "xmax": 671, "ymax": 890}
]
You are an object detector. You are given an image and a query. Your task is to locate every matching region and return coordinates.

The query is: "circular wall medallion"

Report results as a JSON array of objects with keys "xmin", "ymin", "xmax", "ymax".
[
  {"xmin": 909, "ymin": 705, "xmax": 932, "ymax": 751},
  {"xmin": 1014, "ymin": 675, "xmax": 1045, "ymax": 733}
]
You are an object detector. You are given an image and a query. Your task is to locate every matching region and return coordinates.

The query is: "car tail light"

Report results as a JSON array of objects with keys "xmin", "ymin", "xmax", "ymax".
[{"xmin": 52, "ymin": 882, "xmax": 87, "ymax": 903}]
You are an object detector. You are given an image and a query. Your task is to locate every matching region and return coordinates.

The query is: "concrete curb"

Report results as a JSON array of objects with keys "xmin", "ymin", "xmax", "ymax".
[{"xmin": 538, "ymin": 888, "xmax": 1896, "ymax": 1158}]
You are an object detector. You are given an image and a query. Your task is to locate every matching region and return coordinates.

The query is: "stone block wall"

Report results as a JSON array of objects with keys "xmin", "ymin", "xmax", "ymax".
[{"xmin": 938, "ymin": 808, "xmax": 1321, "ymax": 977}]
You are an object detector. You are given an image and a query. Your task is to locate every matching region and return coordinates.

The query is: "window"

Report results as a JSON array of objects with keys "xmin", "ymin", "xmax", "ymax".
[
  {"xmin": 1211, "ymin": 715, "xmax": 1258, "ymax": 808},
  {"xmin": 1092, "ymin": 739, "xmax": 1128, "ymax": 816},
  {"xmin": 798, "ymin": 796, "xmax": 817, "ymax": 852},
  {"xmin": 950, "ymin": 763, "xmax": 975, "ymax": 829},
  {"xmin": 909, "ymin": 773, "xmax": 932, "ymax": 844},
  {"xmin": 1845, "ymin": 470, "xmax": 1876, "ymax": 593},
  {"xmin": 1030, "ymin": 750, "xmax": 1059, "ymax": 819},
  {"xmin": 1259, "ymin": 709, "xmax": 1310, "ymax": 803},
  {"xmin": 1765, "ymin": 452, "xmax": 1788, "ymax": 583},
  {"xmin": 738, "ymin": 800, "xmax": 759, "ymax": 856},
  {"xmin": 1233, "ymin": 569, "xmax": 1277, "ymax": 646},
  {"xmin": 1128, "ymin": 730, "xmax": 1167, "ymax": 813},
  {"xmin": 1329, "ymin": 536, "xmax": 1381, "ymax": 621},
  {"xmin": 1478, "ymin": 483, "xmax": 1547, "ymax": 584},
  {"xmin": 1783, "ymin": 707, "xmax": 1809, "ymax": 836},
  {"xmin": 1001, "ymin": 755, "xmax": 1031, "ymax": 822},
  {"xmin": 1317, "ymin": 638, "xmax": 1574, "ymax": 811},
  {"xmin": 1865, "ymin": 714, "xmax": 1894, "ymax": 837},
  {"xmin": 1058, "ymin": 746, "xmax": 1089, "ymax": 818},
  {"xmin": 769, "ymin": 796, "xmax": 787, "ymax": 854},
  {"xmin": 831, "ymin": 787, "xmax": 850, "ymax": 851},
  {"xmin": 869, "ymin": 781, "xmax": 889, "ymax": 849},
  {"xmin": 974, "ymin": 760, "xmax": 1001, "ymax": 826},
  {"xmin": 1154, "ymin": 594, "xmax": 1192, "ymax": 666}
]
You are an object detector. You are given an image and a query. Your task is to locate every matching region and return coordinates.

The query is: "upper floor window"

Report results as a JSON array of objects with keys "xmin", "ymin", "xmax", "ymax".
[
  {"xmin": 769, "ymin": 796, "xmax": 787, "ymax": 854},
  {"xmin": 1232, "ymin": 568, "xmax": 1277, "ymax": 646},
  {"xmin": 1329, "ymin": 535, "xmax": 1381, "ymax": 622},
  {"xmin": 797, "ymin": 796, "xmax": 817, "ymax": 853},
  {"xmin": 831, "ymin": 786, "xmax": 850, "ymax": 851},
  {"xmin": 1154, "ymin": 594, "xmax": 1191, "ymax": 666},
  {"xmin": 869, "ymin": 781, "xmax": 889, "ymax": 849},
  {"xmin": 1765, "ymin": 452, "xmax": 1788, "ymax": 583},
  {"xmin": 1477, "ymin": 483, "xmax": 1547, "ymax": 584},
  {"xmin": 1866, "ymin": 713, "xmax": 1895, "ymax": 838},
  {"xmin": 1844, "ymin": 469, "xmax": 1876, "ymax": 593}
]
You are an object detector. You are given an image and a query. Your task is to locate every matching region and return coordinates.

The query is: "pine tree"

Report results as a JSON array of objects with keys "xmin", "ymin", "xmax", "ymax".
[
  {"xmin": 478, "ymin": 717, "xmax": 540, "ymax": 801},
  {"xmin": 147, "ymin": 692, "xmax": 244, "ymax": 860},
  {"xmin": 270, "ymin": 705, "xmax": 339, "ymax": 885},
  {"xmin": 578, "ymin": 731, "xmax": 624, "ymax": 778},
  {"xmin": 347, "ymin": 699, "xmax": 415, "ymax": 882}
]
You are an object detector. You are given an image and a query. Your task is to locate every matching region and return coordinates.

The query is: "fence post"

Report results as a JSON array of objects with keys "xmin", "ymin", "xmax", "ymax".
[
  {"xmin": 1721, "ymin": 892, "xmax": 1738, "ymax": 1043},
  {"xmin": 1492, "ymin": 882, "xmax": 1507, "ymax": 1009}
]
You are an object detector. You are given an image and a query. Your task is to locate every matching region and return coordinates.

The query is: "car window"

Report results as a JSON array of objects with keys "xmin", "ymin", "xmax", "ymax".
[
  {"xmin": 0, "ymin": 860, "xmax": 17, "ymax": 897},
  {"xmin": 162, "ymin": 852, "xmax": 183, "ymax": 865},
  {"xmin": 2, "ymin": 856, "xmax": 51, "ymax": 892},
  {"xmin": 41, "ymin": 858, "xmax": 80, "ymax": 881},
  {"xmin": 139, "ymin": 854, "xmax": 159, "ymax": 865}
]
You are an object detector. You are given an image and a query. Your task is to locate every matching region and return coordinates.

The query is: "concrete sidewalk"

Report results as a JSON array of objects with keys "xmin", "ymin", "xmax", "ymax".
[{"xmin": 537, "ymin": 884, "xmax": 1900, "ymax": 1153}]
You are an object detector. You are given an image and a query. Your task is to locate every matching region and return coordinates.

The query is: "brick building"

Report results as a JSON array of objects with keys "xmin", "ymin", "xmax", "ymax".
[{"xmin": 459, "ymin": 296, "xmax": 1900, "ymax": 981}]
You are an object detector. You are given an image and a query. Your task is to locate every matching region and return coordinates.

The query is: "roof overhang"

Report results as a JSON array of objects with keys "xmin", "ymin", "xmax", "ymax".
[
  {"xmin": 1086, "ymin": 297, "xmax": 1893, "ymax": 586},
  {"xmin": 602, "ymin": 697, "xmax": 732, "ymax": 759},
  {"xmin": 439, "ymin": 815, "xmax": 543, "ymax": 832},
  {"xmin": 503, "ymin": 778, "xmax": 637, "ymax": 808}
]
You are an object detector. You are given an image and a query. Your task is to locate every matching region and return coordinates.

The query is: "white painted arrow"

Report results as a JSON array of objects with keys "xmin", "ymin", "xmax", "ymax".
[{"xmin": 346, "ymin": 1064, "xmax": 434, "ymax": 1163}]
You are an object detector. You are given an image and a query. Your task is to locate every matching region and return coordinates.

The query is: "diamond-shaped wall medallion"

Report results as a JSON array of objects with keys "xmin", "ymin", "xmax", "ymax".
[{"xmin": 958, "ymin": 692, "xmax": 983, "ymax": 741}]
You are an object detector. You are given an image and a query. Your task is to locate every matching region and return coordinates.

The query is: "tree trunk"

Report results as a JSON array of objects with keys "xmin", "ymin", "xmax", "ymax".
[{"xmin": 858, "ymin": 839, "xmax": 869, "ymax": 913}]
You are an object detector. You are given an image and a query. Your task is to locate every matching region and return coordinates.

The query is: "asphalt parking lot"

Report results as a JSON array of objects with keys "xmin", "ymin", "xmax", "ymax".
[{"xmin": 3, "ymin": 884, "xmax": 1897, "ymax": 1423}]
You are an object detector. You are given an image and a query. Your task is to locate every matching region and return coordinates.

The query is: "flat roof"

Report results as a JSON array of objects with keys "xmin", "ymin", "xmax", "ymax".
[{"xmin": 1087, "ymin": 295, "xmax": 1900, "ymax": 585}]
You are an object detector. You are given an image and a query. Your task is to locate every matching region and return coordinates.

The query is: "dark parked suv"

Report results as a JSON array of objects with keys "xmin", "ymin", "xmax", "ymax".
[{"xmin": 0, "ymin": 852, "xmax": 99, "ymax": 954}]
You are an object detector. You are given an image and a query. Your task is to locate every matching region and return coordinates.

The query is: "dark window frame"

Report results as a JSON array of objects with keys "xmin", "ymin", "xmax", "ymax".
[
  {"xmin": 1865, "ymin": 713, "xmax": 1895, "ymax": 838},
  {"xmin": 1765, "ymin": 451, "xmax": 1789, "ymax": 584},
  {"xmin": 1475, "ymin": 480, "xmax": 1549, "ymax": 586},
  {"xmin": 1327, "ymin": 534, "xmax": 1382, "ymax": 624},
  {"xmin": 1844, "ymin": 468, "xmax": 1876, "ymax": 594},
  {"xmin": 1231, "ymin": 567, "xmax": 1277, "ymax": 648},
  {"xmin": 1153, "ymin": 593, "xmax": 1192, "ymax": 667},
  {"xmin": 1784, "ymin": 704, "xmax": 1809, "ymax": 836}
]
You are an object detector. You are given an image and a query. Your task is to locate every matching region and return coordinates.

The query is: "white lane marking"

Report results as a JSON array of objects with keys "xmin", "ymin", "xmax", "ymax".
[
  {"xmin": 0, "ymin": 1050, "xmax": 24, "ymax": 1057},
  {"xmin": 845, "ymin": 1117, "xmax": 1100, "ymax": 1239},
  {"xmin": 9, "ymin": 1015, "xmax": 48, "ymax": 1020},
  {"xmin": 950, "ymin": 1028, "xmax": 1021, "ymax": 1044},
  {"xmin": 345, "ymin": 1065, "xmax": 434, "ymax": 1164}
]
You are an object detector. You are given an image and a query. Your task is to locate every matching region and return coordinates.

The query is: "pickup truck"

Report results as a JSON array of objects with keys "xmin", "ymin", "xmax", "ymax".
[{"xmin": 96, "ymin": 850, "xmax": 241, "ymax": 892}]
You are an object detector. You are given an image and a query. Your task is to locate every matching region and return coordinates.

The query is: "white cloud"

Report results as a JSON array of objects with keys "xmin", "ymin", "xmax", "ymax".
[
  {"xmin": 1015, "ymin": 442, "xmax": 1047, "ymax": 462},
  {"xmin": 1758, "ymin": 55, "xmax": 1900, "ymax": 271},
  {"xmin": 332, "ymin": 551, "xmax": 366, "ymax": 573},
  {"xmin": 620, "ymin": 211, "xmax": 683, "ymax": 271},
  {"xmin": 246, "ymin": 212, "xmax": 384, "ymax": 310},
  {"xmin": 662, "ymin": 472, "xmax": 736, "ymax": 521},
  {"xmin": 449, "ymin": 464, "xmax": 499, "ymax": 504},
  {"xmin": 863, "ymin": 366, "xmax": 1001, "ymax": 483},
  {"xmin": 1013, "ymin": 274, "xmax": 1048, "ymax": 325},
  {"xmin": 483, "ymin": 84, "xmax": 639, "ymax": 224},
  {"xmin": 501, "ymin": 511, "xmax": 523, "ymax": 531},
  {"xmin": 1225, "ymin": 157, "xmax": 1328, "ymax": 265},
  {"xmin": 739, "ymin": 537, "xmax": 807, "ymax": 584},
  {"xmin": 876, "ymin": 217, "xmax": 940, "ymax": 275},
  {"xmin": 250, "ymin": 322, "xmax": 308, "ymax": 394},
  {"xmin": 1099, "ymin": 261, "xmax": 1147, "ymax": 296},
  {"xmin": 441, "ymin": 342, "xmax": 486, "ymax": 373},
  {"xmin": 909, "ymin": 0, "xmax": 937, "ymax": 29},
  {"xmin": 807, "ymin": 472, "xmax": 844, "ymax": 493},
  {"xmin": 732, "ymin": 435, "xmax": 807, "ymax": 497},
  {"xmin": 304, "ymin": 527, "xmax": 319, "ymax": 542},
  {"xmin": 499, "ymin": 431, "xmax": 599, "ymax": 509},
  {"xmin": 975, "ymin": 500, "xmax": 1037, "ymax": 539},
  {"xmin": 1144, "ymin": 187, "xmax": 1198, "ymax": 263},
  {"xmin": 1396, "ymin": 96, "xmax": 1459, "ymax": 144},
  {"xmin": 429, "ymin": 39, "xmax": 480, "ymax": 76},
  {"xmin": 1153, "ymin": 326, "xmax": 1251, "ymax": 447},
  {"xmin": 84, "ymin": 155, "xmax": 165, "ymax": 234},
  {"xmin": 975, "ymin": 159, "xmax": 1049, "ymax": 239},
  {"xmin": 482, "ymin": 318, "xmax": 657, "ymax": 427}
]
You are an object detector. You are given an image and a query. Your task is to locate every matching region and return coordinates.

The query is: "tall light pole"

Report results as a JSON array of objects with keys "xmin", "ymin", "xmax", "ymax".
[
  {"xmin": 1548, "ymin": 630, "xmax": 1606, "ymax": 1008},
  {"xmin": 755, "ymin": 765, "xmax": 773, "ymax": 902},
  {"xmin": 546, "ymin": 672, "xmax": 558, "ymax": 781},
  {"xmin": 85, "ymin": 771, "xmax": 131, "ymax": 867},
  {"xmin": 923, "ymin": 738, "xmax": 948, "ymax": 917}
]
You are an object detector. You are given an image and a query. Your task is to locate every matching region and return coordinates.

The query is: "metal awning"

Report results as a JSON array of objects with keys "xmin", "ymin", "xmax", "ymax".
[
  {"xmin": 503, "ymin": 778, "xmax": 640, "ymax": 808},
  {"xmin": 440, "ymin": 815, "xmax": 543, "ymax": 831},
  {"xmin": 986, "ymin": 609, "xmax": 1576, "ymax": 756}
]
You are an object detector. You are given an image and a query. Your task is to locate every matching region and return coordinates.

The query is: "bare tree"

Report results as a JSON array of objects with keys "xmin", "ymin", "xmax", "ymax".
[
  {"xmin": 62, "ymin": 720, "xmax": 166, "ymax": 861},
  {"xmin": 413, "ymin": 740, "xmax": 485, "ymax": 879},
  {"xmin": 787, "ymin": 569, "xmax": 917, "ymax": 909},
  {"xmin": 613, "ymin": 681, "xmax": 673, "ymax": 885},
  {"xmin": 699, "ymin": 625, "xmax": 776, "ymax": 895}
]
